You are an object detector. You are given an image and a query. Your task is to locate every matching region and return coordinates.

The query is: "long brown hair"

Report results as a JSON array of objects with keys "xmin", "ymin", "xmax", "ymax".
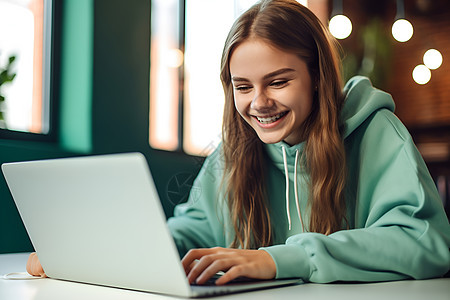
[{"xmin": 220, "ymin": 0, "xmax": 347, "ymax": 248}]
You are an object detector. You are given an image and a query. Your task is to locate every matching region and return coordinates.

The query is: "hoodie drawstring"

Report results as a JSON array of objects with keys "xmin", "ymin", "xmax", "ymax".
[
  {"xmin": 282, "ymin": 147, "xmax": 292, "ymax": 230},
  {"xmin": 282, "ymin": 146, "xmax": 305, "ymax": 232}
]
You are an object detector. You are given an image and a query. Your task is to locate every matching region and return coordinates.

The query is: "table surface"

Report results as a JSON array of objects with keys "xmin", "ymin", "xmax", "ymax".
[{"xmin": 1, "ymin": 252, "xmax": 449, "ymax": 300}]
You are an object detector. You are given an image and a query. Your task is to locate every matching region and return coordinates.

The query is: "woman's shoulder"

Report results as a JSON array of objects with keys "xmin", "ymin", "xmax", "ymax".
[
  {"xmin": 202, "ymin": 143, "xmax": 225, "ymax": 166},
  {"xmin": 193, "ymin": 143, "xmax": 226, "ymax": 182},
  {"xmin": 355, "ymin": 108, "xmax": 412, "ymax": 146}
]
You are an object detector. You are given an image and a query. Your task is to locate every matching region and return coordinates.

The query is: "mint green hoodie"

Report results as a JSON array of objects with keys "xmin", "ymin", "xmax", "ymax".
[{"xmin": 167, "ymin": 76, "xmax": 450, "ymax": 282}]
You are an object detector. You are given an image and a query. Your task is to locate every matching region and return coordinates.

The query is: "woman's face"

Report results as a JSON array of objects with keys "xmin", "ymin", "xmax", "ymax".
[{"xmin": 229, "ymin": 38, "xmax": 314, "ymax": 145}]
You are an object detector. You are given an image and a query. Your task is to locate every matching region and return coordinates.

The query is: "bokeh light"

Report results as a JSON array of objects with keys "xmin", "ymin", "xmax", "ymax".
[
  {"xmin": 423, "ymin": 49, "xmax": 443, "ymax": 70},
  {"xmin": 412, "ymin": 64, "xmax": 431, "ymax": 85},
  {"xmin": 329, "ymin": 14, "xmax": 352, "ymax": 39},
  {"xmin": 392, "ymin": 19, "xmax": 413, "ymax": 42}
]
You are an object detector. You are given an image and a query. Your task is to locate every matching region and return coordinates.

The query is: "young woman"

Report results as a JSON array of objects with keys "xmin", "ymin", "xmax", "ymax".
[{"xmin": 28, "ymin": 0, "xmax": 450, "ymax": 285}]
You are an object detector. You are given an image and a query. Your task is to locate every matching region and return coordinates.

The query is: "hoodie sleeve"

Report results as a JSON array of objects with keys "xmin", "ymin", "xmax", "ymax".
[
  {"xmin": 261, "ymin": 110, "xmax": 450, "ymax": 282},
  {"xmin": 167, "ymin": 148, "xmax": 228, "ymax": 257}
]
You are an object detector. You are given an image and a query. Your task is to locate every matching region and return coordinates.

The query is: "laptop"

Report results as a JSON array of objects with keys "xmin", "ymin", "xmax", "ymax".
[{"xmin": 2, "ymin": 153, "xmax": 302, "ymax": 297}]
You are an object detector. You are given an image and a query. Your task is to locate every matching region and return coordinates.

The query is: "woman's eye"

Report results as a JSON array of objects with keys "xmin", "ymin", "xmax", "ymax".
[
  {"xmin": 235, "ymin": 86, "xmax": 252, "ymax": 92},
  {"xmin": 270, "ymin": 80, "xmax": 289, "ymax": 88}
]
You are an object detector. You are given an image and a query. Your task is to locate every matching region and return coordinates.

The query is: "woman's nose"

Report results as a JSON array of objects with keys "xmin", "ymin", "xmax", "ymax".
[{"xmin": 250, "ymin": 89, "xmax": 274, "ymax": 111}]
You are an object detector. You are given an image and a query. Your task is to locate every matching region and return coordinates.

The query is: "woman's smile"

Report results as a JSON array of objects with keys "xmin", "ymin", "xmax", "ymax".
[{"xmin": 253, "ymin": 111, "xmax": 289, "ymax": 125}]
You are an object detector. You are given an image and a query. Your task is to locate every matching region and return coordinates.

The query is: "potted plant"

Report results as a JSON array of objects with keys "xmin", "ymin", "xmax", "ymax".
[{"xmin": 0, "ymin": 54, "xmax": 17, "ymax": 128}]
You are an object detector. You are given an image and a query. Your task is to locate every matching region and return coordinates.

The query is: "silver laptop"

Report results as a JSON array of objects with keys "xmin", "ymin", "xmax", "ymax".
[{"xmin": 2, "ymin": 153, "xmax": 301, "ymax": 298}]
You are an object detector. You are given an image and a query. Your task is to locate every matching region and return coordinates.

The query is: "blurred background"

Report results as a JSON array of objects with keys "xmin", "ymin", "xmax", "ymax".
[
  {"xmin": 327, "ymin": 0, "xmax": 450, "ymax": 217},
  {"xmin": 0, "ymin": 0, "xmax": 449, "ymax": 254}
]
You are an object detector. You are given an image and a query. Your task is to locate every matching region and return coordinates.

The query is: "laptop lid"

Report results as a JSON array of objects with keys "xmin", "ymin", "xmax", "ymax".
[
  {"xmin": 2, "ymin": 153, "xmax": 193, "ymax": 297},
  {"xmin": 2, "ymin": 153, "xmax": 301, "ymax": 298}
]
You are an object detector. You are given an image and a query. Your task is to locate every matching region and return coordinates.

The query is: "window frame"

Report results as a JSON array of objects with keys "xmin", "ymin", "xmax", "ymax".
[
  {"xmin": 149, "ymin": 0, "xmax": 226, "ymax": 157},
  {"xmin": 0, "ymin": 0, "xmax": 60, "ymax": 143}
]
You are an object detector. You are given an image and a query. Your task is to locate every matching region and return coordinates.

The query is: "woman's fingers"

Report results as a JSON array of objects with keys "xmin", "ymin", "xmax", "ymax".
[
  {"xmin": 183, "ymin": 248, "xmax": 228, "ymax": 284},
  {"xmin": 181, "ymin": 247, "xmax": 224, "ymax": 274},
  {"xmin": 215, "ymin": 264, "xmax": 247, "ymax": 285},
  {"xmin": 181, "ymin": 248, "xmax": 276, "ymax": 285},
  {"xmin": 190, "ymin": 255, "xmax": 234, "ymax": 284}
]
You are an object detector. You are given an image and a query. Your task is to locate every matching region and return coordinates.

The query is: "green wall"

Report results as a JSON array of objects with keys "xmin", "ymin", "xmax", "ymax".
[
  {"xmin": 0, "ymin": 0, "xmax": 202, "ymax": 254},
  {"xmin": 59, "ymin": 0, "xmax": 93, "ymax": 153}
]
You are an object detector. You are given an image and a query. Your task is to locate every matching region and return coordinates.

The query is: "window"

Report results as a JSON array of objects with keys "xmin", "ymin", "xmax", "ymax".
[
  {"xmin": 149, "ymin": 0, "xmax": 319, "ymax": 156},
  {"xmin": 149, "ymin": 0, "xmax": 182, "ymax": 152},
  {"xmin": 182, "ymin": 0, "xmax": 247, "ymax": 155},
  {"xmin": 150, "ymin": 0, "xmax": 255, "ymax": 156},
  {"xmin": 0, "ymin": 0, "xmax": 53, "ymax": 137}
]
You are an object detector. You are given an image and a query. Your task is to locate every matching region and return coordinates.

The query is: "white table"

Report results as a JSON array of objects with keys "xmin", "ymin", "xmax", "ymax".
[{"xmin": 1, "ymin": 253, "xmax": 449, "ymax": 300}]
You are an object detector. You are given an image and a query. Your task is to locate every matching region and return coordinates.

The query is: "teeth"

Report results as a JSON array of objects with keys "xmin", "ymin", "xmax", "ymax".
[{"xmin": 256, "ymin": 112, "xmax": 287, "ymax": 124}]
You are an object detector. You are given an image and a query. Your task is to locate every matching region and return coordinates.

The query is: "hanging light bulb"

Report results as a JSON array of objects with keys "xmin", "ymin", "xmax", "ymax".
[
  {"xmin": 412, "ymin": 64, "xmax": 431, "ymax": 85},
  {"xmin": 392, "ymin": 0, "xmax": 413, "ymax": 42},
  {"xmin": 329, "ymin": 15, "xmax": 352, "ymax": 39},
  {"xmin": 392, "ymin": 19, "xmax": 414, "ymax": 42},
  {"xmin": 423, "ymin": 49, "xmax": 443, "ymax": 70},
  {"xmin": 329, "ymin": 0, "xmax": 352, "ymax": 40}
]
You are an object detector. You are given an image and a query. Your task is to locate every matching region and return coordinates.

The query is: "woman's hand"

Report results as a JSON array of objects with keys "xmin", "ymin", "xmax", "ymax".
[
  {"xmin": 181, "ymin": 247, "xmax": 276, "ymax": 285},
  {"xmin": 26, "ymin": 252, "xmax": 47, "ymax": 277}
]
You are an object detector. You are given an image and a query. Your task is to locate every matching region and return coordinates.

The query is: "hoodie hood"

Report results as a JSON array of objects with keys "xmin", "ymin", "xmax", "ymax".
[
  {"xmin": 341, "ymin": 76, "xmax": 395, "ymax": 138},
  {"xmin": 264, "ymin": 76, "xmax": 395, "ymax": 232}
]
